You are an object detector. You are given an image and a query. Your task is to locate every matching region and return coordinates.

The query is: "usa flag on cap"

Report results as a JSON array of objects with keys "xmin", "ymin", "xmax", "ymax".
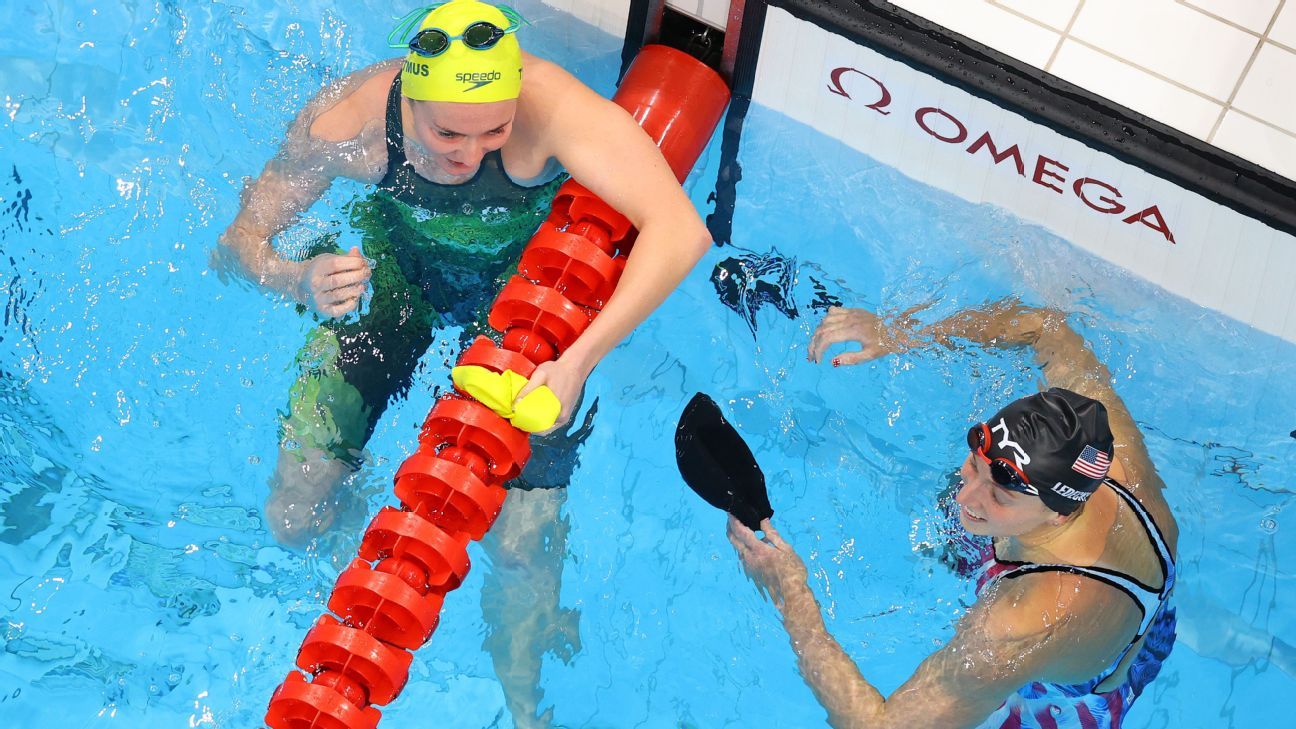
[{"xmin": 1071, "ymin": 445, "xmax": 1111, "ymax": 479}]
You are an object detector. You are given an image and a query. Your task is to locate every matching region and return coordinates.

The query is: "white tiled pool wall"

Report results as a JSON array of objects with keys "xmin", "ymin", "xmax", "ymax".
[
  {"xmin": 537, "ymin": 0, "xmax": 727, "ymax": 34},
  {"xmin": 546, "ymin": 0, "xmax": 1296, "ymax": 343},
  {"xmin": 537, "ymin": 0, "xmax": 631, "ymax": 35},
  {"xmin": 888, "ymin": 0, "xmax": 1296, "ymax": 184}
]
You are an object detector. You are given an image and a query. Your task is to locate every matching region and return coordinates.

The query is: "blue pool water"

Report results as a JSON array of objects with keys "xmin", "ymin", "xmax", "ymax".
[{"xmin": 3, "ymin": 1, "xmax": 1294, "ymax": 727}]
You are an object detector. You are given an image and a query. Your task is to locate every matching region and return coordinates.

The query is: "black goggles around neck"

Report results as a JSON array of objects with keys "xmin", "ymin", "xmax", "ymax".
[
  {"xmin": 966, "ymin": 423, "xmax": 1037, "ymax": 496},
  {"xmin": 408, "ymin": 20, "xmax": 513, "ymax": 57}
]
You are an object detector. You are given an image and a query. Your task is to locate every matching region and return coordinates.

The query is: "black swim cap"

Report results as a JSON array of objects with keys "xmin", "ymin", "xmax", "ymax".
[{"xmin": 980, "ymin": 388, "xmax": 1114, "ymax": 515}]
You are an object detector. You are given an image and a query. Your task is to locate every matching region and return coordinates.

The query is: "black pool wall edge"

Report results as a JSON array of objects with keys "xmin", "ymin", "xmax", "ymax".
[
  {"xmin": 764, "ymin": 0, "xmax": 1296, "ymax": 238},
  {"xmin": 708, "ymin": 0, "xmax": 770, "ymax": 246}
]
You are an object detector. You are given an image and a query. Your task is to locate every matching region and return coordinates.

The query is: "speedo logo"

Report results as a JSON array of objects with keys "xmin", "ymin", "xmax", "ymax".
[
  {"xmin": 457, "ymin": 70, "xmax": 502, "ymax": 91},
  {"xmin": 1050, "ymin": 482, "xmax": 1091, "ymax": 502},
  {"xmin": 403, "ymin": 60, "xmax": 429, "ymax": 77}
]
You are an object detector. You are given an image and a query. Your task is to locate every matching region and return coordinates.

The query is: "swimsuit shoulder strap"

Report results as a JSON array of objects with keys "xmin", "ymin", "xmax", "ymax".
[
  {"xmin": 384, "ymin": 73, "xmax": 406, "ymax": 172},
  {"xmin": 1104, "ymin": 477, "xmax": 1176, "ymax": 596}
]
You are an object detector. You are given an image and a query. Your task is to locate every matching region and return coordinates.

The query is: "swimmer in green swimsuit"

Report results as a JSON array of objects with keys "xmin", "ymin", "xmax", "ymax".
[
  {"xmin": 277, "ymin": 113, "xmax": 567, "ymax": 481},
  {"xmin": 214, "ymin": 3, "xmax": 713, "ymax": 726}
]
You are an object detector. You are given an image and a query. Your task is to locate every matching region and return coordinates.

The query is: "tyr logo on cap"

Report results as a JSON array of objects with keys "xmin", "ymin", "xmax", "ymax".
[{"xmin": 990, "ymin": 417, "xmax": 1031, "ymax": 470}]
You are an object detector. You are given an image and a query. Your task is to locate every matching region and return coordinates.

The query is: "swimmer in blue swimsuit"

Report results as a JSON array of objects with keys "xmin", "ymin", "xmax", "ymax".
[
  {"xmin": 215, "ymin": 3, "xmax": 713, "ymax": 726},
  {"xmin": 727, "ymin": 300, "xmax": 1178, "ymax": 729}
]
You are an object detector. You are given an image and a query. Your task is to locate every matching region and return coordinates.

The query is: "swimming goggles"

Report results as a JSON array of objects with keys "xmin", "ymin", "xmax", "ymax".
[
  {"xmin": 966, "ymin": 423, "xmax": 1038, "ymax": 495},
  {"xmin": 387, "ymin": 4, "xmax": 527, "ymax": 57}
]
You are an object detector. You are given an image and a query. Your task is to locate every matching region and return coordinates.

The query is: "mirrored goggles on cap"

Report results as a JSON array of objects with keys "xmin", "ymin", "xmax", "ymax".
[
  {"xmin": 387, "ymin": 4, "xmax": 527, "ymax": 57},
  {"xmin": 967, "ymin": 423, "xmax": 1038, "ymax": 496}
]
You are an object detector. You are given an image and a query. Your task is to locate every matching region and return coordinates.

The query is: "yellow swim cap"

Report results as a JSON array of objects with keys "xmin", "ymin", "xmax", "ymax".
[{"xmin": 394, "ymin": 1, "xmax": 523, "ymax": 103}]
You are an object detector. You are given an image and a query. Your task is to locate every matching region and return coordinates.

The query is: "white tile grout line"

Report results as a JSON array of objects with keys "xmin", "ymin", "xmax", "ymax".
[
  {"xmin": 987, "ymin": 0, "xmax": 1072, "ymax": 33},
  {"xmin": 1061, "ymin": 35, "xmax": 1228, "ymax": 101},
  {"xmin": 1044, "ymin": 0, "xmax": 1085, "ymax": 72},
  {"xmin": 1067, "ymin": 34, "xmax": 1296, "ymax": 144},
  {"xmin": 1208, "ymin": 0, "xmax": 1286, "ymax": 143},
  {"xmin": 1229, "ymin": 105, "xmax": 1296, "ymax": 144},
  {"xmin": 1177, "ymin": 0, "xmax": 1278, "ymax": 39},
  {"xmin": 986, "ymin": 0, "xmax": 1250, "ymax": 106},
  {"xmin": 926, "ymin": 0, "xmax": 1296, "ymax": 146}
]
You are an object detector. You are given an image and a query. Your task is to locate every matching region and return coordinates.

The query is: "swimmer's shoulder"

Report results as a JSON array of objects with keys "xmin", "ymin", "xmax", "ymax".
[
  {"xmin": 977, "ymin": 566, "xmax": 1138, "ymax": 684},
  {"xmin": 306, "ymin": 59, "xmax": 401, "ymax": 144},
  {"xmin": 515, "ymin": 51, "xmax": 620, "ymax": 161},
  {"xmin": 276, "ymin": 59, "xmax": 397, "ymax": 183},
  {"xmin": 519, "ymin": 52, "xmax": 575, "ymax": 92}
]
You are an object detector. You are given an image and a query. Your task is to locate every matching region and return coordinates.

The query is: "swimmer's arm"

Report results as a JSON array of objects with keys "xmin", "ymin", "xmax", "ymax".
[
  {"xmin": 771, "ymin": 573, "xmax": 885, "ymax": 726},
  {"xmin": 528, "ymin": 66, "xmax": 711, "ymax": 406},
  {"xmin": 923, "ymin": 300, "xmax": 1167, "ymax": 497},
  {"xmin": 1026, "ymin": 313, "xmax": 1167, "ymax": 498},
  {"xmin": 782, "ymin": 578, "xmax": 1083, "ymax": 729},
  {"xmin": 857, "ymin": 583, "xmax": 1103, "ymax": 729},
  {"xmin": 813, "ymin": 299, "xmax": 1073, "ymax": 362},
  {"xmin": 215, "ymin": 136, "xmax": 337, "ymax": 297},
  {"xmin": 214, "ymin": 66, "xmax": 389, "ymax": 300},
  {"xmin": 831, "ymin": 300, "xmax": 1165, "ymax": 497}
]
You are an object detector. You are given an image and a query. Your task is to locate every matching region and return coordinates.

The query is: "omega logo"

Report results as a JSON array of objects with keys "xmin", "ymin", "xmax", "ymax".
[{"xmin": 828, "ymin": 67, "xmax": 1175, "ymax": 243}]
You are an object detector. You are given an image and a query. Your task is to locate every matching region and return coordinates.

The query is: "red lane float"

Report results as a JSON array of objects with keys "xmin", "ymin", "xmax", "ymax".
[
  {"xmin": 488, "ymin": 277, "xmax": 594, "ymax": 357},
  {"xmin": 265, "ymin": 45, "xmax": 730, "ymax": 728},
  {"xmin": 518, "ymin": 222, "xmax": 623, "ymax": 308},
  {"xmin": 393, "ymin": 451, "xmax": 504, "ymax": 541},
  {"xmin": 419, "ymin": 396, "xmax": 531, "ymax": 481},
  {"xmin": 457, "ymin": 335, "xmax": 537, "ymax": 378},
  {"xmin": 297, "ymin": 616, "xmax": 412, "ymax": 706}
]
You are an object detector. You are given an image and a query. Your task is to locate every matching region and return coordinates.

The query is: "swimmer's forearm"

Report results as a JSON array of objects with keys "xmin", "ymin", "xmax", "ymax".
[
  {"xmin": 215, "ymin": 229, "xmax": 306, "ymax": 300},
  {"xmin": 559, "ymin": 221, "xmax": 711, "ymax": 371},
  {"xmin": 778, "ymin": 582, "xmax": 883, "ymax": 729},
  {"xmin": 917, "ymin": 300, "xmax": 1060, "ymax": 351},
  {"xmin": 215, "ymin": 143, "xmax": 339, "ymax": 300}
]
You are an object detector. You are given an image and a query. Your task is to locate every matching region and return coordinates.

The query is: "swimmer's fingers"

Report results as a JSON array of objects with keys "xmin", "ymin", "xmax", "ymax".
[
  {"xmin": 808, "ymin": 321, "xmax": 857, "ymax": 363},
  {"xmin": 758, "ymin": 520, "xmax": 789, "ymax": 549},
  {"xmin": 810, "ymin": 326, "xmax": 868, "ymax": 364},
  {"xmin": 307, "ymin": 278, "xmax": 366, "ymax": 315},
  {"xmin": 832, "ymin": 350, "xmax": 876, "ymax": 367},
  {"xmin": 515, "ymin": 366, "xmax": 545, "ymax": 401},
  {"xmin": 322, "ymin": 284, "xmax": 366, "ymax": 306},
  {"xmin": 308, "ymin": 249, "xmax": 369, "ymax": 277},
  {"xmin": 810, "ymin": 307, "xmax": 902, "ymax": 365},
  {"xmin": 728, "ymin": 515, "xmax": 778, "ymax": 555},
  {"xmin": 516, "ymin": 359, "xmax": 581, "ymax": 433},
  {"xmin": 318, "ymin": 296, "xmax": 360, "ymax": 319},
  {"xmin": 299, "ymin": 250, "xmax": 371, "ymax": 312},
  {"xmin": 320, "ymin": 267, "xmax": 371, "ymax": 293},
  {"xmin": 311, "ymin": 256, "xmax": 370, "ymax": 291}
]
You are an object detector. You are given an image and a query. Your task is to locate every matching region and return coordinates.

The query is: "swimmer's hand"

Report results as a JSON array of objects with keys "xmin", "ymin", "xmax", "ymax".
[
  {"xmin": 514, "ymin": 356, "xmax": 588, "ymax": 435},
  {"xmin": 297, "ymin": 246, "xmax": 372, "ymax": 318},
  {"xmin": 728, "ymin": 516, "xmax": 809, "ymax": 608},
  {"xmin": 808, "ymin": 306, "xmax": 917, "ymax": 366}
]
